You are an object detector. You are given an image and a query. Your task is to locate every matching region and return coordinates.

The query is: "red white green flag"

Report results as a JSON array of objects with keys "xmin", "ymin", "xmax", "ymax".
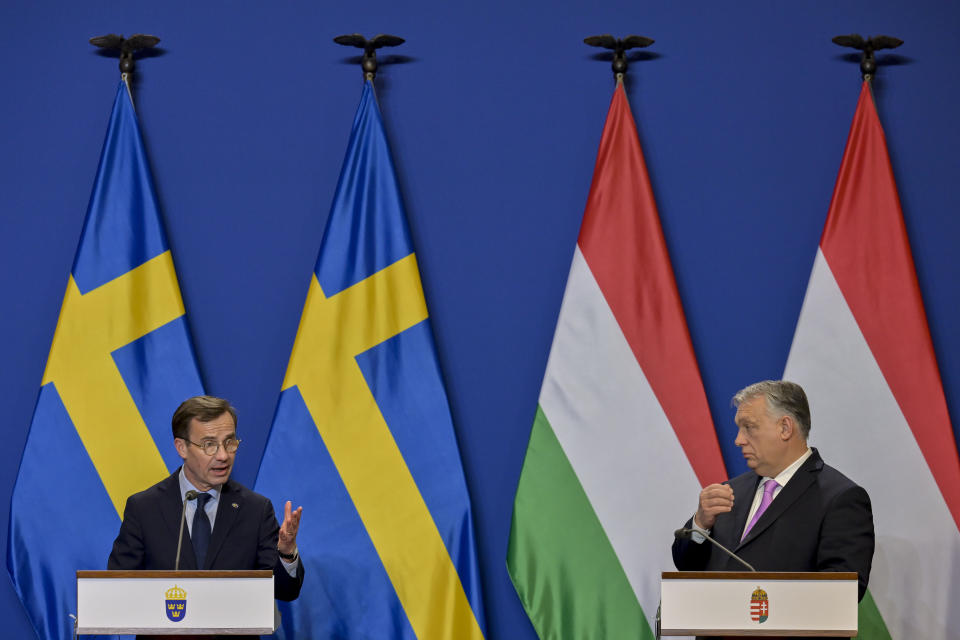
[
  {"xmin": 507, "ymin": 81, "xmax": 726, "ymax": 639},
  {"xmin": 784, "ymin": 81, "xmax": 960, "ymax": 639}
]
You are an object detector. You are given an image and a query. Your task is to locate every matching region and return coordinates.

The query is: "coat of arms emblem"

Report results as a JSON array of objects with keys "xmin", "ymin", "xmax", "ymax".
[
  {"xmin": 749, "ymin": 586, "xmax": 769, "ymax": 623},
  {"xmin": 165, "ymin": 584, "xmax": 187, "ymax": 622}
]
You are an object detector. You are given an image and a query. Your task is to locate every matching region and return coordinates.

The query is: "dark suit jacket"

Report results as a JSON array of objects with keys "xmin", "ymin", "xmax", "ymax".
[
  {"xmin": 672, "ymin": 448, "xmax": 874, "ymax": 601},
  {"xmin": 108, "ymin": 470, "xmax": 304, "ymax": 638}
]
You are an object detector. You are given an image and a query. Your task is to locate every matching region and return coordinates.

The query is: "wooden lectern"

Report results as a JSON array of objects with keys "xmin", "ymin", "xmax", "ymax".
[
  {"xmin": 76, "ymin": 570, "xmax": 276, "ymax": 636},
  {"xmin": 659, "ymin": 571, "xmax": 859, "ymax": 637}
]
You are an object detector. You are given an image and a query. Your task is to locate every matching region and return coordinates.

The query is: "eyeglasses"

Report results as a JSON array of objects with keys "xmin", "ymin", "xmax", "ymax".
[{"xmin": 184, "ymin": 438, "xmax": 241, "ymax": 456}]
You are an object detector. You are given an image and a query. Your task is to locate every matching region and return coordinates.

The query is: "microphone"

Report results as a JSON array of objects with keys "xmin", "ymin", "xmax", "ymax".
[
  {"xmin": 674, "ymin": 527, "xmax": 756, "ymax": 572},
  {"xmin": 175, "ymin": 490, "xmax": 199, "ymax": 571}
]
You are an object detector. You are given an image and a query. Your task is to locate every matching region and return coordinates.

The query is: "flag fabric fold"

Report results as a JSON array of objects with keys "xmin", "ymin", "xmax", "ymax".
[
  {"xmin": 254, "ymin": 80, "xmax": 486, "ymax": 640},
  {"xmin": 507, "ymin": 81, "xmax": 726, "ymax": 639},
  {"xmin": 7, "ymin": 79, "xmax": 204, "ymax": 640},
  {"xmin": 784, "ymin": 81, "xmax": 960, "ymax": 639}
]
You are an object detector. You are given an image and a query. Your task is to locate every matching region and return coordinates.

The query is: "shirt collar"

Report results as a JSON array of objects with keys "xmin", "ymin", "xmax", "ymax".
[
  {"xmin": 178, "ymin": 467, "xmax": 222, "ymax": 502},
  {"xmin": 762, "ymin": 447, "xmax": 813, "ymax": 488}
]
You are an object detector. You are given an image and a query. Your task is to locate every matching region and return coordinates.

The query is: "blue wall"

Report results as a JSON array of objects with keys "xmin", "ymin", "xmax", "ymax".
[{"xmin": 2, "ymin": 1, "xmax": 958, "ymax": 638}]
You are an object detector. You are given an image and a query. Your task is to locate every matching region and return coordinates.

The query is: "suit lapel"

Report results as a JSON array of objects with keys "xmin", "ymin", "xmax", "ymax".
[
  {"xmin": 158, "ymin": 471, "xmax": 184, "ymax": 535},
  {"xmin": 737, "ymin": 449, "xmax": 823, "ymax": 548},
  {"xmin": 205, "ymin": 479, "xmax": 242, "ymax": 569},
  {"xmin": 726, "ymin": 474, "xmax": 759, "ymax": 549},
  {"xmin": 160, "ymin": 468, "xmax": 198, "ymax": 570}
]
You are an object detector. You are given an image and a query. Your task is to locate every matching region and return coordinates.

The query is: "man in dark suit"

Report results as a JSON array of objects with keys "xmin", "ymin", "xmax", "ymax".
[
  {"xmin": 672, "ymin": 380, "xmax": 874, "ymax": 601},
  {"xmin": 108, "ymin": 396, "xmax": 304, "ymax": 636}
]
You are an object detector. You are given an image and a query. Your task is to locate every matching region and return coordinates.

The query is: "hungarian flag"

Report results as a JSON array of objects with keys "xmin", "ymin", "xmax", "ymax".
[
  {"xmin": 784, "ymin": 81, "xmax": 960, "ymax": 638},
  {"xmin": 507, "ymin": 81, "xmax": 726, "ymax": 639}
]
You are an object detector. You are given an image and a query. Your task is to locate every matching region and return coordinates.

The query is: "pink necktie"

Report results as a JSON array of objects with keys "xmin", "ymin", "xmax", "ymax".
[{"xmin": 742, "ymin": 479, "xmax": 779, "ymax": 540}]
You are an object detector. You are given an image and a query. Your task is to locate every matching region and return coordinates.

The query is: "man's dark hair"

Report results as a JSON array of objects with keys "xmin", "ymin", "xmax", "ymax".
[
  {"xmin": 732, "ymin": 380, "xmax": 811, "ymax": 439},
  {"xmin": 172, "ymin": 396, "xmax": 238, "ymax": 440}
]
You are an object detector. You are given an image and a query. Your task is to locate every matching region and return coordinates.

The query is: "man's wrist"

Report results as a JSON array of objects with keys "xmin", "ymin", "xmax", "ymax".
[
  {"xmin": 692, "ymin": 513, "xmax": 711, "ymax": 532},
  {"xmin": 278, "ymin": 546, "xmax": 298, "ymax": 562},
  {"xmin": 690, "ymin": 514, "xmax": 709, "ymax": 544}
]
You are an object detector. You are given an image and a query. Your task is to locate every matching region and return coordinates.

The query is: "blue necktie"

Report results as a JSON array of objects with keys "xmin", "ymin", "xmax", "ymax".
[{"xmin": 192, "ymin": 493, "xmax": 212, "ymax": 568}]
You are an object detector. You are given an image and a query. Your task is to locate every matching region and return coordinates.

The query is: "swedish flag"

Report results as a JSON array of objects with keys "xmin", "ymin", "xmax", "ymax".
[
  {"xmin": 255, "ymin": 80, "xmax": 486, "ymax": 639},
  {"xmin": 6, "ymin": 78, "xmax": 204, "ymax": 639}
]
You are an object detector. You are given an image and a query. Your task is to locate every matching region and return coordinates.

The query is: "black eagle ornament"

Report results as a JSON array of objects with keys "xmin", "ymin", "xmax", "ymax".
[
  {"xmin": 584, "ymin": 34, "xmax": 655, "ymax": 76},
  {"xmin": 333, "ymin": 33, "xmax": 405, "ymax": 79},
  {"xmin": 89, "ymin": 33, "xmax": 160, "ymax": 74},
  {"xmin": 832, "ymin": 34, "xmax": 903, "ymax": 77}
]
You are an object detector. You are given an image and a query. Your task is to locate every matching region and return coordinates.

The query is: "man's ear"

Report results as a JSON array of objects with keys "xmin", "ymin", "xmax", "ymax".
[
  {"xmin": 174, "ymin": 438, "xmax": 187, "ymax": 460},
  {"xmin": 779, "ymin": 416, "xmax": 795, "ymax": 441}
]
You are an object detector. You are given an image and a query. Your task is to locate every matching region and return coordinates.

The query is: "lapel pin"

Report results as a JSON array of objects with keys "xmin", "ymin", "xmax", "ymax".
[{"xmin": 232, "ymin": 503, "xmax": 239, "ymax": 509}]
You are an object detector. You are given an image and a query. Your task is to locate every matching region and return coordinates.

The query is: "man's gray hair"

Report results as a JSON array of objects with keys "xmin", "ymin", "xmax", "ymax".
[{"xmin": 733, "ymin": 380, "xmax": 811, "ymax": 439}]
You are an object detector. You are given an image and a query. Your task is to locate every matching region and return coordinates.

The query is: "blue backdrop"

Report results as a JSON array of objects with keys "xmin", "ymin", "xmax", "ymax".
[{"xmin": 1, "ymin": 1, "xmax": 958, "ymax": 638}]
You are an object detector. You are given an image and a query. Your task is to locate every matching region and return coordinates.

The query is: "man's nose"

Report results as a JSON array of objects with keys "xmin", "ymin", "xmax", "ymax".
[{"xmin": 734, "ymin": 429, "xmax": 746, "ymax": 447}]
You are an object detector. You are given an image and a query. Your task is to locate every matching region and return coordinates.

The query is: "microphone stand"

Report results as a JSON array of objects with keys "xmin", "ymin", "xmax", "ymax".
[
  {"xmin": 175, "ymin": 490, "xmax": 198, "ymax": 571},
  {"xmin": 674, "ymin": 528, "xmax": 757, "ymax": 572}
]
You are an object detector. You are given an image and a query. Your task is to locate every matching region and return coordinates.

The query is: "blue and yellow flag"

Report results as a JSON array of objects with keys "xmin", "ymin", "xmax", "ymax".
[
  {"xmin": 6, "ymin": 78, "xmax": 204, "ymax": 640},
  {"xmin": 255, "ymin": 80, "xmax": 486, "ymax": 639}
]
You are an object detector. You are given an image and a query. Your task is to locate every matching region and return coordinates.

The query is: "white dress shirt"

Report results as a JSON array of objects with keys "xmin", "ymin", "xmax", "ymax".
[
  {"xmin": 740, "ymin": 447, "xmax": 812, "ymax": 535},
  {"xmin": 691, "ymin": 448, "xmax": 813, "ymax": 542}
]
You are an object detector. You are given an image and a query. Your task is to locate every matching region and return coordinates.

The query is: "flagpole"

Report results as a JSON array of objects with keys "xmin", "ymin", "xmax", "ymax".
[
  {"xmin": 583, "ymin": 34, "xmax": 655, "ymax": 85},
  {"xmin": 333, "ymin": 33, "xmax": 405, "ymax": 82},
  {"xmin": 831, "ymin": 33, "xmax": 903, "ymax": 82}
]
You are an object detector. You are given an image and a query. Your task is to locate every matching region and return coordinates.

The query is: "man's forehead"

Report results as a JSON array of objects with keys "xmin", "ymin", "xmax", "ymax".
[
  {"xmin": 193, "ymin": 431, "xmax": 236, "ymax": 441},
  {"xmin": 188, "ymin": 413, "xmax": 236, "ymax": 438},
  {"xmin": 735, "ymin": 395, "xmax": 766, "ymax": 422}
]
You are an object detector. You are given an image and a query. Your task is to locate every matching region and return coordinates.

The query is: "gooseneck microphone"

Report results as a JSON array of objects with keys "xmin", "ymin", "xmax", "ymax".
[
  {"xmin": 674, "ymin": 527, "xmax": 757, "ymax": 572},
  {"xmin": 174, "ymin": 490, "xmax": 199, "ymax": 571}
]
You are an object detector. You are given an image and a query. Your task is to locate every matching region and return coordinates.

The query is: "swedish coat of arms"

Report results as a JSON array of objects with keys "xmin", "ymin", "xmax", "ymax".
[{"xmin": 165, "ymin": 584, "xmax": 187, "ymax": 622}]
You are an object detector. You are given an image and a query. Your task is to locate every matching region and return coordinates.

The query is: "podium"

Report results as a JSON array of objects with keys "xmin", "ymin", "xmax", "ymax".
[
  {"xmin": 659, "ymin": 571, "xmax": 859, "ymax": 637},
  {"xmin": 76, "ymin": 570, "xmax": 276, "ymax": 636}
]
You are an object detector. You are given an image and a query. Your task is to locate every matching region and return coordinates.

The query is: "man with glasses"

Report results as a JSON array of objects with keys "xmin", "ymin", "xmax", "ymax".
[{"xmin": 108, "ymin": 396, "xmax": 304, "ymax": 607}]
